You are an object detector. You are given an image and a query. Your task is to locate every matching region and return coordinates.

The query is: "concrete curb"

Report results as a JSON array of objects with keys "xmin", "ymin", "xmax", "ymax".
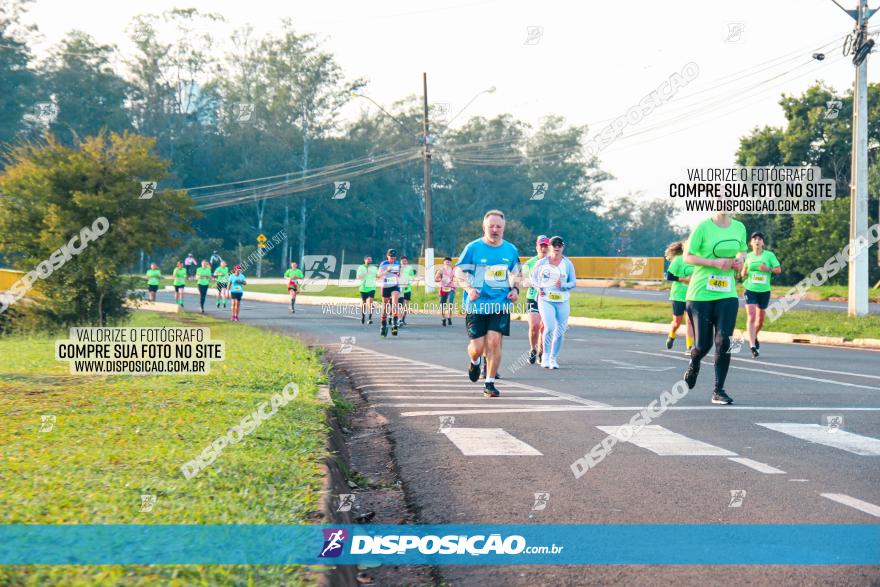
[
  {"xmin": 124, "ymin": 300, "xmax": 180, "ymax": 314},
  {"xmin": 156, "ymin": 287, "xmax": 880, "ymax": 350}
]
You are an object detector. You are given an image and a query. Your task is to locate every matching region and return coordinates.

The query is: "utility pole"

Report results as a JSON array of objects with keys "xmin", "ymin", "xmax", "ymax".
[
  {"xmin": 422, "ymin": 72, "xmax": 435, "ymax": 293},
  {"xmin": 839, "ymin": 0, "xmax": 875, "ymax": 316}
]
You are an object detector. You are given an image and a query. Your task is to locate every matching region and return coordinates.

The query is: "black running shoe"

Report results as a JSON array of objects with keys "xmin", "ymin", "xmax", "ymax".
[
  {"xmin": 368, "ymin": 317, "xmax": 373, "ymax": 325},
  {"xmin": 712, "ymin": 389, "xmax": 734, "ymax": 404},
  {"xmin": 447, "ymin": 318, "xmax": 452, "ymax": 326},
  {"xmin": 442, "ymin": 318, "xmax": 447, "ymax": 326},
  {"xmin": 528, "ymin": 349, "xmax": 537, "ymax": 364},
  {"xmin": 380, "ymin": 324, "xmax": 388, "ymax": 337},
  {"xmin": 666, "ymin": 337, "xmax": 674, "ymax": 350},
  {"xmin": 468, "ymin": 359, "xmax": 481, "ymax": 382},
  {"xmin": 751, "ymin": 346, "xmax": 759, "ymax": 358},
  {"xmin": 683, "ymin": 363, "xmax": 699, "ymax": 389},
  {"xmin": 755, "ymin": 339, "xmax": 760, "ymax": 350},
  {"xmin": 483, "ymin": 382, "xmax": 500, "ymax": 398},
  {"xmin": 391, "ymin": 325, "xmax": 398, "ymax": 336}
]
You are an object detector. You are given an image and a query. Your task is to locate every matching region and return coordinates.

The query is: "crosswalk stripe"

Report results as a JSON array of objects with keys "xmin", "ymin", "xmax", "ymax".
[
  {"xmin": 596, "ymin": 425, "xmax": 737, "ymax": 456},
  {"xmin": 728, "ymin": 457, "xmax": 786, "ymax": 474},
  {"xmin": 820, "ymin": 493, "xmax": 880, "ymax": 518},
  {"xmin": 441, "ymin": 427, "xmax": 542, "ymax": 456},
  {"xmin": 756, "ymin": 423, "xmax": 880, "ymax": 456}
]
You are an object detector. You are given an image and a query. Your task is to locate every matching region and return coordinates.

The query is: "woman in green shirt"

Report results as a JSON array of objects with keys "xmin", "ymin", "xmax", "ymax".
[
  {"xmin": 214, "ymin": 260, "xmax": 230, "ymax": 309},
  {"xmin": 172, "ymin": 261, "xmax": 187, "ymax": 307},
  {"xmin": 741, "ymin": 231, "xmax": 781, "ymax": 358},
  {"xmin": 356, "ymin": 256, "xmax": 378, "ymax": 324},
  {"xmin": 683, "ymin": 213, "xmax": 748, "ymax": 405},
  {"xmin": 284, "ymin": 261, "xmax": 304, "ymax": 313},
  {"xmin": 145, "ymin": 263, "xmax": 162, "ymax": 302},
  {"xmin": 196, "ymin": 260, "xmax": 213, "ymax": 314},
  {"xmin": 664, "ymin": 241, "xmax": 694, "ymax": 353}
]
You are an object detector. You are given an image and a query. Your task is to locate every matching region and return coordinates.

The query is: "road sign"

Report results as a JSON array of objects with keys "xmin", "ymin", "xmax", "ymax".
[{"xmin": 257, "ymin": 233, "xmax": 267, "ymax": 249}]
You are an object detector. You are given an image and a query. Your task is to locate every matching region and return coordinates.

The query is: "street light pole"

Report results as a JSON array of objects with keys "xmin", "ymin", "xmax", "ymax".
[{"xmin": 422, "ymin": 72, "xmax": 435, "ymax": 292}]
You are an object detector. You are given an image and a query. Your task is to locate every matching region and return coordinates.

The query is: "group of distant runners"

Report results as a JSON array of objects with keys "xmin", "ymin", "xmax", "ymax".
[{"xmin": 144, "ymin": 209, "xmax": 783, "ymax": 405}]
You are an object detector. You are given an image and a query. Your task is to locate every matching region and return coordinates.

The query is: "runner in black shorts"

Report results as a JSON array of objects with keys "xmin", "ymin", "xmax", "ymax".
[
  {"xmin": 457, "ymin": 210, "xmax": 521, "ymax": 398},
  {"xmin": 741, "ymin": 232, "xmax": 781, "ymax": 358},
  {"xmin": 356, "ymin": 256, "xmax": 378, "ymax": 324},
  {"xmin": 377, "ymin": 249, "xmax": 402, "ymax": 337}
]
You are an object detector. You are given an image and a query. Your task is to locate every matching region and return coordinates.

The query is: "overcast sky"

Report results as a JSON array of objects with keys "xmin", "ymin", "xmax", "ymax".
[{"xmin": 23, "ymin": 0, "xmax": 880, "ymax": 229}]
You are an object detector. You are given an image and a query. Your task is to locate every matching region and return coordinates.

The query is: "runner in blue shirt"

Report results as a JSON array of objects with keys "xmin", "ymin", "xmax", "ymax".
[
  {"xmin": 456, "ymin": 209, "xmax": 521, "ymax": 398},
  {"xmin": 377, "ymin": 249, "xmax": 402, "ymax": 337},
  {"xmin": 228, "ymin": 265, "xmax": 247, "ymax": 322}
]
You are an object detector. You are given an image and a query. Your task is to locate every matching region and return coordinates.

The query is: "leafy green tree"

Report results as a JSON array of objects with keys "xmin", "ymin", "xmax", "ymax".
[
  {"xmin": 0, "ymin": 132, "xmax": 197, "ymax": 327},
  {"xmin": 735, "ymin": 82, "xmax": 880, "ymax": 284},
  {"xmin": 0, "ymin": 0, "xmax": 39, "ymax": 146}
]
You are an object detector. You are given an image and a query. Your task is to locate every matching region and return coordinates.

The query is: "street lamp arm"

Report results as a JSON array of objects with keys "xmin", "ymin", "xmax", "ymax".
[{"xmin": 351, "ymin": 92, "xmax": 416, "ymax": 135}]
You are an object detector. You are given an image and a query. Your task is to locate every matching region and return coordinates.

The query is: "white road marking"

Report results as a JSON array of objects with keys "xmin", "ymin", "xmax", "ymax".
[
  {"xmin": 727, "ymin": 457, "xmax": 786, "ymax": 474},
  {"xmin": 756, "ymin": 423, "xmax": 880, "ymax": 456},
  {"xmin": 601, "ymin": 359, "xmax": 674, "ymax": 372},
  {"xmin": 789, "ymin": 479, "xmax": 810, "ymax": 482},
  {"xmin": 377, "ymin": 396, "xmax": 563, "ymax": 400},
  {"xmin": 376, "ymin": 403, "xmax": 581, "ymax": 408},
  {"xmin": 399, "ymin": 406, "xmax": 880, "ymax": 417},
  {"xmin": 730, "ymin": 357, "xmax": 880, "ymax": 381},
  {"xmin": 820, "ymin": 493, "xmax": 880, "ymax": 518},
  {"xmin": 442, "ymin": 428, "xmax": 542, "ymax": 456},
  {"xmin": 596, "ymin": 425, "xmax": 737, "ymax": 456},
  {"xmin": 362, "ymin": 388, "xmax": 540, "ymax": 395},
  {"xmin": 630, "ymin": 351, "xmax": 880, "ymax": 391}
]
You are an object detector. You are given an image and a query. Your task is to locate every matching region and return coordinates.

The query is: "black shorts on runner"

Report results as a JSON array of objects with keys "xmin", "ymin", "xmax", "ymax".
[
  {"xmin": 216, "ymin": 282, "xmax": 227, "ymax": 291},
  {"xmin": 174, "ymin": 284, "xmax": 184, "ymax": 292},
  {"xmin": 527, "ymin": 298, "xmax": 539, "ymax": 313},
  {"xmin": 148, "ymin": 284, "xmax": 158, "ymax": 293},
  {"xmin": 403, "ymin": 291, "xmax": 411, "ymax": 301},
  {"xmin": 672, "ymin": 300, "xmax": 686, "ymax": 317},
  {"xmin": 230, "ymin": 291, "xmax": 243, "ymax": 301},
  {"xmin": 381, "ymin": 285, "xmax": 400, "ymax": 298},
  {"xmin": 439, "ymin": 292, "xmax": 451, "ymax": 304},
  {"xmin": 360, "ymin": 290, "xmax": 375, "ymax": 301},
  {"xmin": 745, "ymin": 289, "xmax": 771, "ymax": 310},
  {"xmin": 466, "ymin": 312, "xmax": 511, "ymax": 339}
]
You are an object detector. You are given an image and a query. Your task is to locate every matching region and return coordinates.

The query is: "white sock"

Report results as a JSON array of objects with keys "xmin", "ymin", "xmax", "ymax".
[
  {"xmin": 485, "ymin": 377, "xmax": 495, "ymax": 383},
  {"xmin": 471, "ymin": 357, "xmax": 481, "ymax": 365}
]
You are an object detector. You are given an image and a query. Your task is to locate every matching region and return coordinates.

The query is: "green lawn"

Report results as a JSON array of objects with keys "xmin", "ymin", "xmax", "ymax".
[{"xmin": 0, "ymin": 312, "xmax": 330, "ymax": 586}]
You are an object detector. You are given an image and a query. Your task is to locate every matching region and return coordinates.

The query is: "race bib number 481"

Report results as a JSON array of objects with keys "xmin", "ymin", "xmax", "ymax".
[{"xmin": 707, "ymin": 274, "xmax": 732, "ymax": 292}]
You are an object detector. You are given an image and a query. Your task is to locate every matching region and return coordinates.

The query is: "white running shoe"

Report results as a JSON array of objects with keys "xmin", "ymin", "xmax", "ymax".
[
  {"xmin": 549, "ymin": 358, "xmax": 559, "ymax": 369},
  {"xmin": 541, "ymin": 357, "xmax": 551, "ymax": 369}
]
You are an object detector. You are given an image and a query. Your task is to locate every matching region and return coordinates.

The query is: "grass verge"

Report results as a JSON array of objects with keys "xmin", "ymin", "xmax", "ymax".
[{"xmin": 0, "ymin": 311, "xmax": 329, "ymax": 586}]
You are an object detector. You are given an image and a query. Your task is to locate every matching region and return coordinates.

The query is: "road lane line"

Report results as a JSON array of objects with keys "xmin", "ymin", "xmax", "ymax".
[
  {"xmin": 377, "ymin": 403, "xmax": 581, "ymax": 408},
  {"xmin": 596, "ymin": 425, "xmax": 737, "ymax": 456},
  {"xmin": 820, "ymin": 493, "xmax": 880, "ymax": 518},
  {"xmin": 630, "ymin": 351, "xmax": 880, "ymax": 391},
  {"xmin": 728, "ymin": 457, "xmax": 786, "ymax": 474},
  {"xmin": 756, "ymin": 423, "xmax": 880, "ymax": 456},
  {"xmin": 730, "ymin": 357, "xmax": 880, "ymax": 381},
  {"xmin": 377, "ymin": 396, "xmax": 563, "ymax": 400},
  {"xmin": 441, "ymin": 428, "xmax": 542, "ymax": 456}
]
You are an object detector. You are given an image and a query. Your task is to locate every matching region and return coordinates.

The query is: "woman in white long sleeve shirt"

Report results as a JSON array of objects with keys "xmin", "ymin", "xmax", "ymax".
[{"xmin": 534, "ymin": 235, "xmax": 577, "ymax": 369}]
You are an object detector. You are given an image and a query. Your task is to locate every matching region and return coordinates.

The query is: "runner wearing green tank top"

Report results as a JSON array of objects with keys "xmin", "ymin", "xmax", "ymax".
[
  {"xmin": 214, "ymin": 261, "xmax": 230, "ymax": 309},
  {"xmin": 172, "ymin": 261, "xmax": 187, "ymax": 307}
]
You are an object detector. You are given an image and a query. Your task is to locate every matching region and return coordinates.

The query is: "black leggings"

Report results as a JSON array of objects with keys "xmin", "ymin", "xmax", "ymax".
[
  {"xmin": 686, "ymin": 298, "xmax": 739, "ymax": 391},
  {"xmin": 198, "ymin": 284, "xmax": 209, "ymax": 309}
]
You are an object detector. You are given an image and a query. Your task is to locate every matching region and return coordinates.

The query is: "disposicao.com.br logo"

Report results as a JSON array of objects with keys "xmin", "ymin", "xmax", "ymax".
[{"xmin": 324, "ymin": 531, "xmax": 563, "ymax": 557}]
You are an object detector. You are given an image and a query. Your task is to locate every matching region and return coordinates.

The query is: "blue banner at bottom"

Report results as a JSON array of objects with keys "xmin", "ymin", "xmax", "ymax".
[{"xmin": 0, "ymin": 524, "xmax": 877, "ymax": 565}]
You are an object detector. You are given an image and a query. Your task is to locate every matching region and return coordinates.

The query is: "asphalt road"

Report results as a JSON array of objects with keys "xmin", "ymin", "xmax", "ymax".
[
  {"xmin": 575, "ymin": 286, "xmax": 880, "ymax": 314},
  {"xmin": 160, "ymin": 292, "xmax": 880, "ymax": 586}
]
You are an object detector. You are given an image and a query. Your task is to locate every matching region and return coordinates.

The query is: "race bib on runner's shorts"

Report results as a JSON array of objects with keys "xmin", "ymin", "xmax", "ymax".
[
  {"xmin": 707, "ymin": 274, "xmax": 732, "ymax": 292},
  {"xmin": 751, "ymin": 274, "xmax": 767, "ymax": 285}
]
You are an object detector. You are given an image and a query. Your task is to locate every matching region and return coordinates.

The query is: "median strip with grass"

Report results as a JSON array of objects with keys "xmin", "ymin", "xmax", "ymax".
[{"xmin": 0, "ymin": 311, "xmax": 330, "ymax": 586}]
